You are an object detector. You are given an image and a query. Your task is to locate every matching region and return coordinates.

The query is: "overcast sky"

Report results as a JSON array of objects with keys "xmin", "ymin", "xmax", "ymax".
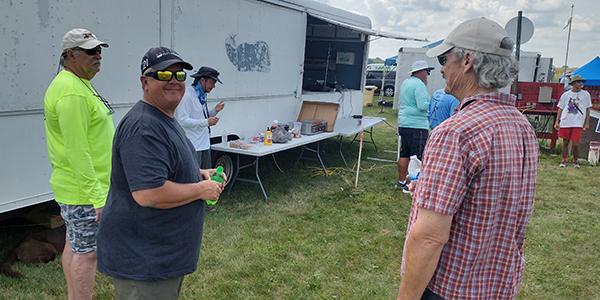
[{"xmin": 314, "ymin": 0, "xmax": 598, "ymax": 69}]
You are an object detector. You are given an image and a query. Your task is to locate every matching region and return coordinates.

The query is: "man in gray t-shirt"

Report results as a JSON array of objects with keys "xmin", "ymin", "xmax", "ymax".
[{"xmin": 97, "ymin": 47, "xmax": 226, "ymax": 300}]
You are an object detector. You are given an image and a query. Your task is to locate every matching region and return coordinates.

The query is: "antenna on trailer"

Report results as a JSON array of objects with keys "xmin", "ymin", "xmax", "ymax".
[
  {"xmin": 324, "ymin": 43, "xmax": 332, "ymax": 87},
  {"xmin": 563, "ymin": 4, "xmax": 574, "ymax": 76}
]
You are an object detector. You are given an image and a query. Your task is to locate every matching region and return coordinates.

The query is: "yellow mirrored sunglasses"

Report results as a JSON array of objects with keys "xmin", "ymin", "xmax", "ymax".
[{"xmin": 145, "ymin": 70, "xmax": 187, "ymax": 82}]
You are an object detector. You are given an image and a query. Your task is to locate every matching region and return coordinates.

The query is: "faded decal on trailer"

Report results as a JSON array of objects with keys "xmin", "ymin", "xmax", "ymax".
[
  {"xmin": 38, "ymin": 0, "xmax": 51, "ymax": 27},
  {"xmin": 225, "ymin": 35, "xmax": 270, "ymax": 72}
]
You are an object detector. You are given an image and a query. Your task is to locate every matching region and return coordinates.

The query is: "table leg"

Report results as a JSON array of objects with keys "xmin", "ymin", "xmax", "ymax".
[
  {"xmin": 254, "ymin": 157, "xmax": 268, "ymax": 203},
  {"xmin": 336, "ymin": 136, "xmax": 347, "ymax": 167},
  {"xmin": 349, "ymin": 127, "xmax": 377, "ymax": 151},
  {"xmin": 367, "ymin": 127, "xmax": 378, "ymax": 151},
  {"xmin": 315, "ymin": 142, "xmax": 327, "ymax": 175},
  {"xmin": 293, "ymin": 145, "xmax": 305, "ymax": 171},
  {"xmin": 232, "ymin": 156, "xmax": 268, "ymax": 203},
  {"xmin": 293, "ymin": 141, "xmax": 328, "ymax": 176}
]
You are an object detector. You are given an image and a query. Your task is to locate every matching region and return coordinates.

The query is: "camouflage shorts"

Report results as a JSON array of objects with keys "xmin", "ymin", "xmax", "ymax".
[{"xmin": 58, "ymin": 203, "xmax": 98, "ymax": 254}]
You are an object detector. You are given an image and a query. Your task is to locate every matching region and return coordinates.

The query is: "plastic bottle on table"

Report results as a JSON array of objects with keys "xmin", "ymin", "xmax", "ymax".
[
  {"xmin": 221, "ymin": 131, "xmax": 228, "ymax": 146},
  {"xmin": 408, "ymin": 155, "xmax": 421, "ymax": 181},
  {"xmin": 264, "ymin": 127, "xmax": 273, "ymax": 146},
  {"xmin": 206, "ymin": 166, "xmax": 225, "ymax": 205}
]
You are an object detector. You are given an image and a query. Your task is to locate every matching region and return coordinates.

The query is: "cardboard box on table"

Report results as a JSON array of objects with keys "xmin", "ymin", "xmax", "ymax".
[{"xmin": 297, "ymin": 101, "xmax": 339, "ymax": 133}]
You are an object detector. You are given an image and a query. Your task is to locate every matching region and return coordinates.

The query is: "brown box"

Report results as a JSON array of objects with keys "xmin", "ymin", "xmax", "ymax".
[{"xmin": 297, "ymin": 101, "xmax": 339, "ymax": 132}]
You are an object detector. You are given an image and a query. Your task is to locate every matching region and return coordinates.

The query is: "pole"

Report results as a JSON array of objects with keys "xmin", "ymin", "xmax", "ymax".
[
  {"xmin": 355, "ymin": 128, "xmax": 364, "ymax": 187},
  {"xmin": 563, "ymin": 4, "xmax": 574, "ymax": 76},
  {"xmin": 513, "ymin": 11, "xmax": 523, "ymax": 97}
]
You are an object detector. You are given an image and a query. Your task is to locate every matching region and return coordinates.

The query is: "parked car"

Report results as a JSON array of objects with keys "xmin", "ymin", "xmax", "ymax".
[{"xmin": 365, "ymin": 70, "xmax": 396, "ymax": 97}]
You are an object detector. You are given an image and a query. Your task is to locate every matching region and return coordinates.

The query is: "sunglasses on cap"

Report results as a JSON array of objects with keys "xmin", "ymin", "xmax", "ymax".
[
  {"xmin": 145, "ymin": 70, "xmax": 187, "ymax": 82},
  {"xmin": 74, "ymin": 47, "xmax": 102, "ymax": 56}
]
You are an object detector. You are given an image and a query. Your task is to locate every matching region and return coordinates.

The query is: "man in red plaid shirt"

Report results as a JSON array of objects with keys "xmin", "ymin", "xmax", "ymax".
[{"xmin": 397, "ymin": 18, "xmax": 539, "ymax": 300}]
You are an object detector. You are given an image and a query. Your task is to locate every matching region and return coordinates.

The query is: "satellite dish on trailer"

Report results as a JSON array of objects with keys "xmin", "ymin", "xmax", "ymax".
[{"xmin": 505, "ymin": 16, "xmax": 534, "ymax": 44}]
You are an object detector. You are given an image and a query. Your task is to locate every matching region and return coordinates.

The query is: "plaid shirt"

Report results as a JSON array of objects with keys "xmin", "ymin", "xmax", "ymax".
[{"xmin": 402, "ymin": 92, "xmax": 539, "ymax": 300}]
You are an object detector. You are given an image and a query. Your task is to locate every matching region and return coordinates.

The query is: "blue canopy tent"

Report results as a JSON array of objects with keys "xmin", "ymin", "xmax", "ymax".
[
  {"xmin": 384, "ymin": 55, "xmax": 397, "ymax": 66},
  {"xmin": 384, "ymin": 40, "xmax": 444, "ymax": 66},
  {"xmin": 572, "ymin": 56, "xmax": 600, "ymax": 86}
]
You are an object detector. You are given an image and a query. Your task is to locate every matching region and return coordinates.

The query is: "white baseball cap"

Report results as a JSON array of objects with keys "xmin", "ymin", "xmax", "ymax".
[
  {"xmin": 61, "ymin": 28, "xmax": 109, "ymax": 51},
  {"xmin": 409, "ymin": 60, "xmax": 434, "ymax": 74},
  {"xmin": 426, "ymin": 18, "xmax": 512, "ymax": 58}
]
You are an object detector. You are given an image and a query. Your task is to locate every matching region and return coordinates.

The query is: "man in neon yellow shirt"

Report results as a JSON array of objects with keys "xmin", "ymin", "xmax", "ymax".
[{"xmin": 44, "ymin": 28, "xmax": 113, "ymax": 300}]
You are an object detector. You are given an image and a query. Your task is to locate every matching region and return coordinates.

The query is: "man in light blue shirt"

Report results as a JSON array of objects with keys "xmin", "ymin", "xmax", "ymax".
[
  {"xmin": 396, "ymin": 61, "xmax": 433, "ymax": 193},
  {"xmin": 428, "ymin": 88, "xmax": 460, "ymax": 130}
]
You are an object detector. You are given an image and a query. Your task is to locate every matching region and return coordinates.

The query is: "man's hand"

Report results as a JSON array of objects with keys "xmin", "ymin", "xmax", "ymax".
[
  {"xmin": 207, "ymin": 117, "xmax": 219, "ymax": 126},
  {"xmin": 197, "ymin": 180, "xmax": 225, "ymax": 202},
  {"xmin": 215, "ymin": 101, "xmax": 225, "ymax": 112},
  {"xmin": 406, "ymin": 175, "xmax": 418, "ymax": 196},
  {"xmin": 95, "ymin": 207, "xmax": 104, "ymax": 223},
  {"xmin": 200, "ymin": 168, "xmax": 228, "ymax": 186}
]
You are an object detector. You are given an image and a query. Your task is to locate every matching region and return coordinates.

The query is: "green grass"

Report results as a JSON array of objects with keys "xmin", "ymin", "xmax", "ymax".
[{"xmin": 1, "ymin": 104, "xmax": 600, "ymax": 299}]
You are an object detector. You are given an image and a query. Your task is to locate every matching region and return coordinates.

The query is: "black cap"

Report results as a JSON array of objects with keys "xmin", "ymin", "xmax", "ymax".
[
  {"xmin": 191, "ymin": 66, "xmax": 223, "ymax": 84},
  {"xmin": 141, "ymin": 46, "xmax": 193, "ymax": 74}
]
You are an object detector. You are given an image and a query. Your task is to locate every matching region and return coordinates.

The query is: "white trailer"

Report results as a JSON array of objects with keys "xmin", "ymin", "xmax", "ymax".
[
  {"xmin": 392, "ymin": 47, "xmax": 446, "ymax": 109},
  {"xmin": 391, "ymin": 47, "xmax": 554, "ymax": 108},
  {"xmin": 0, "ymin": 0, "xmax": 423, "ymax": 214}
]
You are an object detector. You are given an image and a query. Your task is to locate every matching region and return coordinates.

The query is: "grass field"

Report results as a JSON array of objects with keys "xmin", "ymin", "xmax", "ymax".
[{"xmin": 1, "ymin": 104, "xmax": 599, "ymax": 300}]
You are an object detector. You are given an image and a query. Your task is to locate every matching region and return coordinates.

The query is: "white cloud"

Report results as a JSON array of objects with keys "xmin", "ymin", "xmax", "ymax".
[
  {"xmin": 314, "ymin": 0, "xmax": 599, "ymax": 67},
  {"xmin": 516, "ymin": 0, "xmax": 568, "ymax": 11}
]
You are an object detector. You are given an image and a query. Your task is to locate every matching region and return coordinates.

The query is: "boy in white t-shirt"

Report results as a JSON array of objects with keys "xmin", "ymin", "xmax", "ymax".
[{"xmin": 554, "ymin": 74, "xmax": 592, "ymax": 168}]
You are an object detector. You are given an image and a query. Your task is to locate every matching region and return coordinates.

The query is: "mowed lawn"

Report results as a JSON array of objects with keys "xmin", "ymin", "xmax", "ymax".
[{"xmin": 1, "ymin": 104, "xmax": 599, "ymax": 300}]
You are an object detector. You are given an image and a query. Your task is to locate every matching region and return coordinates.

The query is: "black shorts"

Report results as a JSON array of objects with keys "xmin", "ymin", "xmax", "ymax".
[
  {"xmin": 398, "ymin": 127, "xmax": 429, "ymax": 159},
  {"xmin": 421, "ymin": 288, "xmax": 445, "ymax": 300}
]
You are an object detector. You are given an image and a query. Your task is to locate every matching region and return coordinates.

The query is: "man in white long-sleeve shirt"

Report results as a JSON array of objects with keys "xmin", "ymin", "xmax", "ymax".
[{"xmin": 175, "ymin": 66, "xmax": 224, "ymax": 169}]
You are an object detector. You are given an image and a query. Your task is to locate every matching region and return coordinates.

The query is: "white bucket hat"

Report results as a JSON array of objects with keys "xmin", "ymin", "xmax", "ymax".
[{"xmin": 409, "ymin": 60, "xmax": 434, "ymax": 74}]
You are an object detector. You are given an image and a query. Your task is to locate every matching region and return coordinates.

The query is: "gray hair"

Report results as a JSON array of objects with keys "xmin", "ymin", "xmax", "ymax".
[
  {"xmin": 141, "ymin": 67, "xmax": 157, "ymax": 91},
  {"xmin": 452, "ymin": 38, "xmax": 519, "ymax": 89},
  {"xmin": 142, "ymin": 67, "xmax": 156, "ymax": 76},
  {"xmin": 59, "ymin": 48, "xmax": 82, "ymax": 68}
]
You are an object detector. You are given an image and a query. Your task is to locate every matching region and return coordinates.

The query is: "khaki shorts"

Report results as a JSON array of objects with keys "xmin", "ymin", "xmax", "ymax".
[{"xmin": 113, "ymin": 276, "xmax": 184, "ymax": 300}]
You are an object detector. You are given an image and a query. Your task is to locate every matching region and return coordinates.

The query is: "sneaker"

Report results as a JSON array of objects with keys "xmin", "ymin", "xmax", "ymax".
[
  {"xmin": 402, "ymin": 185, "xmax": 410, "ymax": 194},
  {"xmin": 395, "ymin": 181, "xmax": 411, "ymax": 194},
  {"xmin": 559, "ymin": 161, "xmax": 568, "ymax": 168},
  {"xmin": 572, "ymin": 161, "xmax": 580, "ymax": 168}
]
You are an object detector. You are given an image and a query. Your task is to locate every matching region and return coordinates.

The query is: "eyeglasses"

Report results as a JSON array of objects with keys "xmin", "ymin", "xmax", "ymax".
[
  {"xmin": 145, "ymin": 70, "xmax": 187, "ymax": 82},
  {"xmin": 74, "ymin": 47, "xmax": 102, "ymax": 56},
  {"xmin": 425, "ymin": 69, "xmax": 431, "ymax": 75},
  {"xmin": 95, "ymin": 94, "xmax": 115, "ymax": 115},
  {"xmin": 437, "ymin": 55, "xmax": 448, "ymax": 66}
]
